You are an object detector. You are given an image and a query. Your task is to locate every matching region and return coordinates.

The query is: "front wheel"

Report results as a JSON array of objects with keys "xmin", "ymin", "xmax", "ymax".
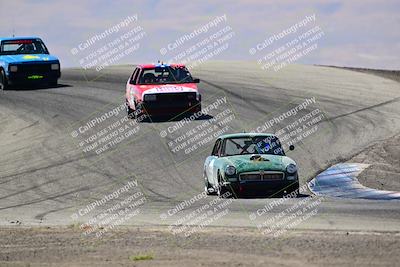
[
  {"xmin": 284, "ymin": 181, "xmax": 300, "ymax": 197},
  {"xmin": 125, "ymin": 100, "xmax": 135, "ymax": 119},
  {"xmin": 204, "ymin": 172, "xmax": 215, "ymax": 195},
  {"xmin": 0, "ymin": 69, "xmax": 8, "ymax": 90},
  {"xmin": 48, "ymin": 79, "xmax": 58, "ymax": 87},
  {"xmin": 217, "ymin": 173, "xmax": 229, "ymax": 198}
]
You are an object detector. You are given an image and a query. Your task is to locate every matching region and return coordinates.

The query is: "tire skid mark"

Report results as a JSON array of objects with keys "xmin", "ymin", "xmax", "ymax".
[
  {"xmin": 0, "ymin": 186, "xmax": 90, "ymax": 211},
  {"xmin": 309, "ymin": 163, "xmax": 400, "ymax": 200}
]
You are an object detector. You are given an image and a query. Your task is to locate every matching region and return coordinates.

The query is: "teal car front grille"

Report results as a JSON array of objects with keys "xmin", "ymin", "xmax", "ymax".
[{"xmin": 239, "ymin": 171, "xmax": 284, "ymax": 181}]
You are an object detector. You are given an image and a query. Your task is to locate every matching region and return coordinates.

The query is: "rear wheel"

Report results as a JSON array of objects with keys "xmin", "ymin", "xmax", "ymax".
[{"xmin": 0, "ymin": 69, "xmax": 8, "ymax": 90}]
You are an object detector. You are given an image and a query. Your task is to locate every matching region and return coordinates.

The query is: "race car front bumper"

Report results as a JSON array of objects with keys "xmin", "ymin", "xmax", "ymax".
[
  {"xmin": 142, "ymin": 92, "xmax": 201, "ymax": 116},
  {"xmin": 224, "ymin": 180, "xmax": 299, "ymax": 198},
  {"xmin": 7, "ymin": 63, "xmax": 61, "ymax": 85}
]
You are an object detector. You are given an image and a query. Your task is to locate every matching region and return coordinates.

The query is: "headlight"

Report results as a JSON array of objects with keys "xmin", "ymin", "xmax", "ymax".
[
  {"xmin": 144, "ymin": 94, "xmax": 156, "ymax": 101},
  {"xmin": 225, "ymin": 165, "xmax": 236, "ymax": 176},
  {"xmin": 9, "ymin": 65, "xmax": 18, "ymax": 72},
  {"xmin": 286, "ymin": 164, "xmax": 297, "ymax": 174},
  {"xmin": 51, "ymin": 63, "xmax": 60, "ymax": 70}
]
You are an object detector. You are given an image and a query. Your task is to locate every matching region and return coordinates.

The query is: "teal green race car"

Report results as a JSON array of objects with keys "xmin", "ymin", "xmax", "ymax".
[{"xmin": 204, "ymin": 133, "xmax": 299, "ymax": 198}]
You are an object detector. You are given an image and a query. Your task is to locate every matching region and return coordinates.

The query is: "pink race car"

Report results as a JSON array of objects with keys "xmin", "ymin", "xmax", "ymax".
[{"xmin": 125, "ymin": 63, "xmax": 201, "ymax": 119}]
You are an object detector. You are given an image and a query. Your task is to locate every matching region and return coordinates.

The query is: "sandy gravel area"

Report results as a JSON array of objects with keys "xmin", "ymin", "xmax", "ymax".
[
  {"xmin": 0, "ymin": 227, "xmax": 399, "ymax": 267},
  {"xmin": 350, "ymin": 133, "xmax": 400, "ymax": 192}
]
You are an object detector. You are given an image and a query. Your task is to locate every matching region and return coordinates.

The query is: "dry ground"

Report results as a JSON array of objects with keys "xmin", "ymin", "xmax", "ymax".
[{"xmin": 0, "ymin": 227, "xmax": 399, "ymax": 267}]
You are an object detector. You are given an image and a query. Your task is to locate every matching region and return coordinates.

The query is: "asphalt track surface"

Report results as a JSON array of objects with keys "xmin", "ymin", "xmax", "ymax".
[{"xmin": 0, "ymin": 61, "xmax": 400, "ymax": 233}]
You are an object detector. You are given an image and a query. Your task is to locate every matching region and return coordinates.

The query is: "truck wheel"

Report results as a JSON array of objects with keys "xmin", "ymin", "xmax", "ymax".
[{"xmin": 0, "ymin": 69, "xmax": 8, "ymax": 90}]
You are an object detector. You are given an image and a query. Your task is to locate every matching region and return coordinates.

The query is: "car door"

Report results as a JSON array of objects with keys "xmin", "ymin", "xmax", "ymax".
[
  {"xmin": 131, "ymin": 67, "xmax": 142, "ymax": 91},
  {"xmin": 126, "ymin": 67, "xmax": 139, "ymax": 105},
  {"xmin": 204, "ymin": 139, "xmax": 222, "ymax": 186}
]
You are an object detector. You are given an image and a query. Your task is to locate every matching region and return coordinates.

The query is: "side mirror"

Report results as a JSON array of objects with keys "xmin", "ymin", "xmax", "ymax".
[
  {"xmin": 289, "ymin": 145, "xmax": 295, "ymax": 151},
  {"xmin": 193, "ymin": 78, "xmax": 200, "ymax": 83}
]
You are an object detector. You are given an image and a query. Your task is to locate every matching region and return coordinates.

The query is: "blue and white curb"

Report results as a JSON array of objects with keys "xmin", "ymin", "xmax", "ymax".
[{"xmin": 308, "ymin": 163, "xmax": 400, "ymax": 200}]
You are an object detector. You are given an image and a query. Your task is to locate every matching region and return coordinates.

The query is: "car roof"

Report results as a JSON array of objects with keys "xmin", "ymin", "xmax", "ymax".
[
  {"xmin": 218, "ymin": 133, "xmax": 277, "ymax": 139},
  {"xmin": 0, "ymin": 36, "xmax": 42, "ymax": 42},
  {"xmin": 137, "ymin": 63, "xmax": 186, "ymax": 68}
]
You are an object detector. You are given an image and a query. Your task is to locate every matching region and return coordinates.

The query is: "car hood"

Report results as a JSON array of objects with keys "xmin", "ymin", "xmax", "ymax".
[
  {"xmin": 223, "ymin": 154, "xmax": 295, "ymax": 173},
  {"xmin": 0, "ymin": 54, "xmax": 59, "ymax": 64}
]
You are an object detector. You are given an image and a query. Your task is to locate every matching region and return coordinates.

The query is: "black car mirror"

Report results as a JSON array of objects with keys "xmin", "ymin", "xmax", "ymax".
[{"xmin": 193, "ymin": 78, "xmax": 200, "ymax": 83}]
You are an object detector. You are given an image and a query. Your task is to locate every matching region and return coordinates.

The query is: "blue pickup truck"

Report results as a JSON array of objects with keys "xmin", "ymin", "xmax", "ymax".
[{"xmin": 0, "ymin": 37, "xmax": 61, "ymax": 89}]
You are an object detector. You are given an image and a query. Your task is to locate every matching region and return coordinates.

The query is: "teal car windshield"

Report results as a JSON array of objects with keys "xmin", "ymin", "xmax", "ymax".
[
  {"xmin": 222, "ymin": 136, "xmax": 284, "ymax": 156},
  {"xmin": 0, "ymin": 39, "xmax": 49, "ymax": 55}
]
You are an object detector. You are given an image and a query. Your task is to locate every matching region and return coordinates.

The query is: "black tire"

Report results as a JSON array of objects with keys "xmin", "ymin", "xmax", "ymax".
[
  {"xmin": 135, "ymin": 102, "xmax": 149, "ymax": 122},
  {"xmin": 204, "ymin": 172, "xmax": 214, "ymax": 195},
  {"xmin": 49, "ymin": 79, "xmax": 58, "ymax": 87},
  {"xmin": 125, "ymin": 100, "xmax": 135, "ymax": 119},
  {"xmin": 284, "ymin": 182, "xmax": 300, "ymax": 198},
  {"xmin": 187, "ymin": 104, "xmax": 201, "ymax": 118},
  {"xmin": 291, "ymin": 181, "xmax": 300, "ymax": 193},
  {"xmin": 217, "ymin": 172, "xmax": 229, "ymax": 198},
  {"xmin": 0, "ymin": 69, "xmax": 8, "ymax": 90}
]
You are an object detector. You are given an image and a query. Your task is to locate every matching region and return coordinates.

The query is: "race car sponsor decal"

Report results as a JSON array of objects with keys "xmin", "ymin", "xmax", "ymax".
[
  {"xmin": 27, "ymin": 75, "xmax": 44, "ymax": 79},
  {"xmin": 142, "ymin": 85, "xmax": 197, "ymax": 97},
  {"xmin": 23, "ymin": 55, "xmax": 41, "ymax": 60}
]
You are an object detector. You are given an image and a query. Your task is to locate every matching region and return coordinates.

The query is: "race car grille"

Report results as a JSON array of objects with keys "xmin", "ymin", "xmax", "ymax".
[
  {"xmin": 239, "ymin": 172, "xmax": 284, "ymax": 181},
  {"xmin": 144, "ymin": 92, "xmax": 198, "ymax": 109},
  {"xmin": 15, "ymin": 63, "xmax": 52, "ymax": 73},
  {"xmin": 155, "ymin": 92, "xmax": 197, "ymax": 103}
]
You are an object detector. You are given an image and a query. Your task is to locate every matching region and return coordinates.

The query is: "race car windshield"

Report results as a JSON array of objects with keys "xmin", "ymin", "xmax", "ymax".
[
  {"xmin": 0, "ymin": 39, "xmax": 49, "ymax": 55},
  {"xmin": 222, "ymin": 136, "xmax": 285, "ymax": 156},
  {"xmin": 139, "ymin": 66, "xmax": 194, "ymax": 85}
]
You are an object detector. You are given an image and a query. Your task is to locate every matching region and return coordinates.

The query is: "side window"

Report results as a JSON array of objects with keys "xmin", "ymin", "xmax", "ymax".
[
  {"xmin": 135, "ymin": 68, "xmax": 143, "ymax": 84},
  {"xmin": 130, "ymin": 68, "xmax": 140, "ymax": 84},
  {"xmin": 130, "ymin": 69, "xmax": 137, "ymax": 84},
  {"xmin": 211, "ymin": 139, "xmax": 221, "ymax": 156},
  {"xmin": 218, "ymin": 139, "xmax": 225, "ymax": 156}
]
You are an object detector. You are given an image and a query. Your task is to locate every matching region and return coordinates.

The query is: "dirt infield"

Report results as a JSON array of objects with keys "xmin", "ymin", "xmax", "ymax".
[{"xmin": 0, "ymin": 227, "xmax": 399, "ymax": 267}]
